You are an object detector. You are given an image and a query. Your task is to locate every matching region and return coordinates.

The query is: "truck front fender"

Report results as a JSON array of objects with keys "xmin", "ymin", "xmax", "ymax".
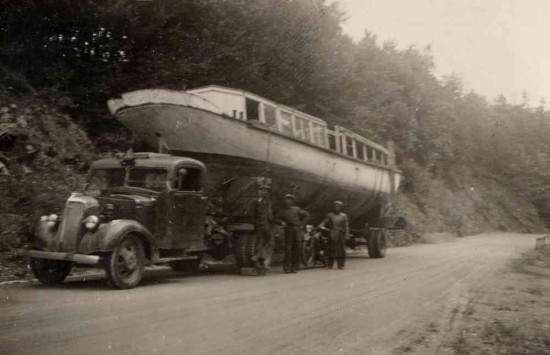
[
  {"xmin": 78, "ymin": 219, "xmax": 155, "ymax": 259},
  {"xmin": 31, "ymin": 220, "xmax": 56, "ymax": 250}
]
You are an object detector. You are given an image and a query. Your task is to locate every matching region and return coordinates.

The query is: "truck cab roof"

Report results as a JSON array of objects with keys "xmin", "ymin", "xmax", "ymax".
[{"xmin": 91, "ymin": 152, "xmax": 206, "ymax": 174}]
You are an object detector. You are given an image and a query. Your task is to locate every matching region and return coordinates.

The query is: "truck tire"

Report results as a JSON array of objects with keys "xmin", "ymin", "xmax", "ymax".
[
  {"xmin": 30, "ymin": 258, "xmax": 72, "ymax": 285},
  {"xmin": 169, "ymin": 256, "xmax": 203, "ymax": 272},
  {"xmin": 210, "ymin": 245, "xmax": 229, "ymax": 261},
  {"xmin": 368, "ymin": 229, "xmax": 387, "ymax": 258},
  {"xmin": 235, "ymin": 232, "xmax": 258, "ymax": 268},
  {"xmin": 106, "ymin": 233, "xmax": 145, "ymax": 289},
  {"xmin": 209, "ymin": 238, "xmax": 231, "ymax": 261}
]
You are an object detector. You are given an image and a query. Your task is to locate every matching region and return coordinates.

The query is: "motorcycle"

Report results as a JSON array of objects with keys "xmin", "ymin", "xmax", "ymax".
[{"xmin": 301, "ymin": 225, "xmax": 327, "ymax": 267}]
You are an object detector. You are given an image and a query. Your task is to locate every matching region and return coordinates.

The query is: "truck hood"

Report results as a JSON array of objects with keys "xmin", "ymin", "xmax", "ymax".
[{"xmin": 96, "ymin": 194, "xmax": 155, "ymax": 220}]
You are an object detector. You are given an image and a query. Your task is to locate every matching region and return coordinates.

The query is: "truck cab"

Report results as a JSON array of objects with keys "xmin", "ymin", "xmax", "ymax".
[{"xmin": 27, "ymin": 152, "xmax": 210, "ymax": 289}]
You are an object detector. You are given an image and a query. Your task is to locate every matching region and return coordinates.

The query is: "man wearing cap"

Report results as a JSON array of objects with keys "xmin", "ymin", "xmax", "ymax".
[
  {"xmin": 250, "ymin": 184, "xmax": 274, "ymax": 274},
  {"xmin": 319, "ymin": 201, "xmax": 349, "ymax": 269},
  {"xmin": 276, "ymin": 194, "xmax": 310, "ymax": 273}
]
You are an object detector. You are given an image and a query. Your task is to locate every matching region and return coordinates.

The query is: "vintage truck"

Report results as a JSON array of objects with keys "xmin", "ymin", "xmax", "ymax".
[
  {"xmin": 26, "ymin": 86, "xmax": 402, "ymax": 289},
  {"xmin": 28, "ymin": 153, "xmax": 215, "ymax": 288}
]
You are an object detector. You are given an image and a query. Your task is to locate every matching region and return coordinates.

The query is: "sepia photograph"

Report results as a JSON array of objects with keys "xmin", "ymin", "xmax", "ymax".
[{"xmin": 0, "ymin": 0, "xmax": 549, "ymax": 354}]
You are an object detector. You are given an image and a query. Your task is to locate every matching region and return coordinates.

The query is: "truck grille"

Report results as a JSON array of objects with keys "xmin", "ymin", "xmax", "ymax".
[{"xmin": 57, "ymin": 201, "xmax": 86, "ymax": 252}]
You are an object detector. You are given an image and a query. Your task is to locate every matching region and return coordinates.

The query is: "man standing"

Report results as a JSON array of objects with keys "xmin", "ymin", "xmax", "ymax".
[
  {"xmin": 319, "ymin": 201, "xmax": 349, "ymax": 270},
  {"xmin": 276, "ymin": 194, "xmax": 310, "ymax": 274},
  {"xmin": 250, "ymin": 184, "xmax": 274, "ymax": 274}
]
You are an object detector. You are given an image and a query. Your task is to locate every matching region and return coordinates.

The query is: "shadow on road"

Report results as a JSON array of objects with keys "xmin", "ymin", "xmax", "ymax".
[{"xmin": 18, "ymin": 249, "xmax": 373, "ymax": 290}]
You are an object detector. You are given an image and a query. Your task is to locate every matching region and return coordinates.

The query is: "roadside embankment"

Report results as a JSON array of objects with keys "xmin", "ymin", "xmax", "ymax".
[{"xmin": 396, "ymin": 237, "xmax": 550, "ymax": 354}]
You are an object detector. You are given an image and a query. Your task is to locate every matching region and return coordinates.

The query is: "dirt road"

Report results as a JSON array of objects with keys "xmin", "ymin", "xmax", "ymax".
[{"xmin": 0, "ymin": 233, "xmax": 539, "ymax": 355}]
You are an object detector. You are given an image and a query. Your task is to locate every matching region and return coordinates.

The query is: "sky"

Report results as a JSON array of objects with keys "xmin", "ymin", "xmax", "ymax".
[{"xmin": 336, "ymin": 0, "xmax": 550, "ymax": 106}]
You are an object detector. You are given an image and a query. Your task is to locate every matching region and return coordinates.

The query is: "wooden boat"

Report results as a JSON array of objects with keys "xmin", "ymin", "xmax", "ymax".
[{"xmin": 108, "ymin": 86, "xmax": 401, "ymax": 228}]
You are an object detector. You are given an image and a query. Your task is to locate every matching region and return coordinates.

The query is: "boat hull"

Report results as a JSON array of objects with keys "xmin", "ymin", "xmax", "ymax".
[{"xmin": 111, "ymin": 94, "xmax": 400, "ymax": 227}]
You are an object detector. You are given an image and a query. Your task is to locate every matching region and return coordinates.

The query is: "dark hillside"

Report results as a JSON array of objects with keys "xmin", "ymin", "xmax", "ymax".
[
  {"xmin": 0, "ymin": 76, "xmax": 98, "ymax": 279},
  {"xmin": 0, "ymin": 0, "xmax": 548, "ymax": 242}
]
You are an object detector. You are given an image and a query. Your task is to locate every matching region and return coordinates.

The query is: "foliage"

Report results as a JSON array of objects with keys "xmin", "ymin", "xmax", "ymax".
[{"xmin": 1, "ymin": 0, "xmax": 549, "ymax": 229}]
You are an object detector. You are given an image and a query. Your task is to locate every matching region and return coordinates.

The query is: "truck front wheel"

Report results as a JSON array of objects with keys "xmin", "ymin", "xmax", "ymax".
[
  {"xmin": 106, "ymin": 234, "xmax": 145, "ymax": 289},
  {"xmin": 30, "ymin": 258, "xmax": 72, "ymax": 285},
  {"xmin": 368, "ymin": 229, "xmax": 387, "ymax": 258}
]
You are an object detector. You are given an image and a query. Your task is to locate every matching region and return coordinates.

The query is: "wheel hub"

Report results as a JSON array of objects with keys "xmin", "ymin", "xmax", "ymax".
[{"xmin": 118, "ymin": 245, "xmax": 138, "ymax": 273}]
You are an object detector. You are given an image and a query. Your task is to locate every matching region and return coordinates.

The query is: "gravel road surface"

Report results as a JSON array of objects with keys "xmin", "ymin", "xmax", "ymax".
[{"xmin": 0, "ymin": 233, "xmax": 537, "ymax": 355}]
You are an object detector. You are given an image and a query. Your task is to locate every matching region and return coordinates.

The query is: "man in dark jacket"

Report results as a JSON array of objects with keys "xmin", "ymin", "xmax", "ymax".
[
  {"xmin": 250, "ymin": 184, "xmax": 274, "ymax": 274},
  {"xmin": 319, "ymin": 201, "xmax": 349, "ymax": 269},
  {"xmin": 276, "ymin": 194, "xmax": 310, "ymax": 273}
]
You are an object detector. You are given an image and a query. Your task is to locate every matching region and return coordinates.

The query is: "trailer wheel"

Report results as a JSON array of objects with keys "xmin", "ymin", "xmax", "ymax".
[
  {"xmin": 169, "ymin": 256, "xmax": 203, "ymax": 272},
  {"xmin": 235, "ymin": 232, "xmax": 258, "ymax": 268},
  {"xmin": 368, "ymin": 229, "xmax": 387, "ymax": 258},
  {"xmin": 30, "ymin": 258, "xmax": 72, "ymax": 285},
  {"xmin": 106, "ymin": 234, "xmax": 145, "ymax": 289}
]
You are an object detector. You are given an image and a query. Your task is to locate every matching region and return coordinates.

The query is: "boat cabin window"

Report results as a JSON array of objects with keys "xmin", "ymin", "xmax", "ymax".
[
  {"xmin": 245, "ymin": 98, "xmax": 260, "ymax": 121},
  {"xmin": 375, "ymin": 150, "xmax": 382, "ymax": 163},
  {"xmin": 264, "ymin": 104, "xmax": 277, "ymax": 128},
  {"xmin": 344, "ymin": 136, "xmax": 354, "ymax": 157},
  {"xmin": 356, "ymin": 142, "xmax": 365, "ymax": 160},
  {"xmin": 294, "ymin": 116, "xmax": 306, "ymax": 140},
  {"xmin": 382, "ymin": 154, "xmax": 388, "ymax": 166},
  {"xmin": 328, "ymin": 130, "xmax": 337, "ymax": 151},
  {"xmin": 173, "ymin": 167, "xmax": 202, "ymax": 192},
  {"xmin": 302, "ymin": 118, "xmax": 311, "ymax": 141},
  {"xmin": 312, "ymin": 123, "xmax": 325, "ymax": 146},
  {"xmin": 279, "ymin": 111, "xmax": 293, "ymax": 135}
]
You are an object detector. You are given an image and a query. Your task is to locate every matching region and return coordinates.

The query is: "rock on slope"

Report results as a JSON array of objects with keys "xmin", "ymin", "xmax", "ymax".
[{"xmin": 0, "ymin": 89, "xmax": 97, "ymax": 280}]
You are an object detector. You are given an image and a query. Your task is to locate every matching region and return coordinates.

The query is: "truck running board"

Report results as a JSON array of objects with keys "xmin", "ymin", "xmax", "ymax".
[{"xmin": 152, "ymin": 256, "xmax": 200, "ymax": 264}]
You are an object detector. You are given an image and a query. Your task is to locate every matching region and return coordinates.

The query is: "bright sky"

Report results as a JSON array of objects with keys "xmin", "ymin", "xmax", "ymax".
[{"xmin": 337, "ymin": 0, "xmax": 550, "ymax": 105}]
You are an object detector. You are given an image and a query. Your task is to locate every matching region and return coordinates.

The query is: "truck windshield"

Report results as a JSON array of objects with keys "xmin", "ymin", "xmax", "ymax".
[
  {"xmin": 127, "ymin": 167, "xmax": 168, "ymax": 192},
  {"xmin": 88, "ymin": 168, "xmax": 125, "ymax": 189},
  {"xmin": 88, "ymin": 167, "xmax": 169, "ymax": 192}
]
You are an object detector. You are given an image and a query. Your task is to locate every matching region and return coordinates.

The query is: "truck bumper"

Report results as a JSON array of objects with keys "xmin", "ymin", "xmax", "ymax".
[{"xmin": 23, "ymin": 249, "xmax": 101, "ymax": 265}]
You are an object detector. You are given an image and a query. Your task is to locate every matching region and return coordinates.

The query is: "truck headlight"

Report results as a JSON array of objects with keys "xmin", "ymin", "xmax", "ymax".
[
  {"xmin": 83, "ymin": 215, "xmax": 99, "ymax": 230},
  {"xmin": 45, "ymin": 214, "xmax": 60, "ymax": 228}
]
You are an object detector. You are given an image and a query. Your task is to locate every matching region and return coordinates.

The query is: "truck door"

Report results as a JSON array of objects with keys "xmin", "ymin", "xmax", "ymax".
[{"xmin": 155, "ymin": 167, "xmax": 208, "ymax": 250}]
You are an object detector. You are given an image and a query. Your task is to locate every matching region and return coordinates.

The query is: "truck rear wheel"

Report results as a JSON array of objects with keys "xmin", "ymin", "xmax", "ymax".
[
  {"xmin": 169, "ymin": 256, "xmax": 203, "ymax": 272},
  {"xmin": 368, "ymin": 229, "xmax": 387, "ymax": 258},
  {"xmin": 106, "ymin": 234, "xmax": 145, "ymax": 289},
  {"xmin": 235, "ymin": 232, "xmax": 258, "ymax": 268},
  {"xmin": 30, "ymin": 258, "xmax": 72, "ymax": 285}
]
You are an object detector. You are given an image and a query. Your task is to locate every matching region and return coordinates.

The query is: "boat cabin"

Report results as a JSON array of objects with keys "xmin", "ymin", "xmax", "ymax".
[{"xmin": 188, "ymin": 86, "xmax": 391, "ymax": 167}]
